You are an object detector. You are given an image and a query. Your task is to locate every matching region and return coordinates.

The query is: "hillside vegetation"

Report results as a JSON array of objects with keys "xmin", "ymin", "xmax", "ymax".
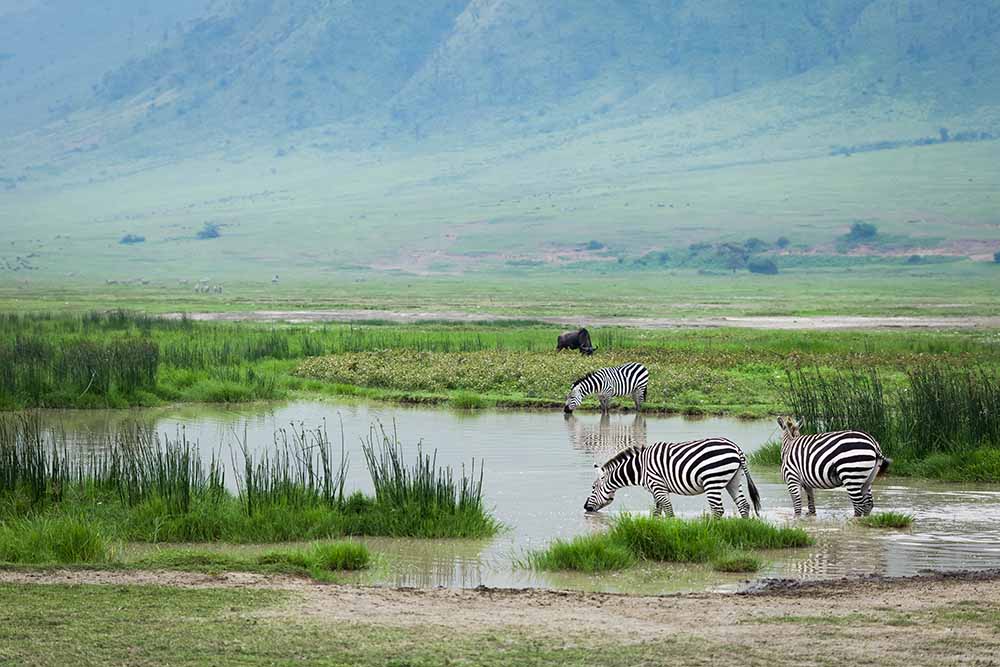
[{"xmin": 1, "ymin": 1, "xmax": 998, "ymax": 303}]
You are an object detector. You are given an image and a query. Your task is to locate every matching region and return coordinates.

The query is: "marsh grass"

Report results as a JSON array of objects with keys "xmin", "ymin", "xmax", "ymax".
[
  {"xmin": 525, "ymin": 516, "xmax": 810, "ymax": 573},
  {"xmin": 0, "ymin": 516, "xmax": 113, "ymax": 564},
  {"xmin": 857, "ymin": 512, "xmax": 914, "ymax": 529},
  {"xmin": 520, "ymin": 533, "xmax": 636, "ymax": 572},
  {"xmin": 786, "ymin": 365, "xmax": 1000, "ymax": 475},
  {"xmin": 0, "ymin": 413, "xmax": 499, "ymax": 544},
  {"xmin": 747, "ymin": 440, "xmax": 782, "ymax": 467}
]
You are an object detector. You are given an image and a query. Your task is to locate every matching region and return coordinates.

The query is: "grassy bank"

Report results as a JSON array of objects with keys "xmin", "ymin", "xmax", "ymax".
[
  {"xmin": 0, "ymin": 414, "xmax": 498, "ymax": 564},
  {"xmin": 4, "ymin": 311, "xmax": 1000, "ymax": 417},
  {"xmin": 524, "ymin": 516, "xmax": 812, "ymax": 574}
]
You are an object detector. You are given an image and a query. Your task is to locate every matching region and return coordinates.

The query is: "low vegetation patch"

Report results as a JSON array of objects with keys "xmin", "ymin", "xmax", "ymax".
[
  {"xmin": 0, "ymin": 414, "xmax": 499, "ymax": 555},
  {"xmin": 857, "ymin": 512, "xmax": 913, "ymax": 529},
  {"xmin": 747, "ymin": 441, "xmax": 782, "ymax": 467},
  {"xmin": 525, "ymin": 516, "xmax": 811, "ymax": 574}
]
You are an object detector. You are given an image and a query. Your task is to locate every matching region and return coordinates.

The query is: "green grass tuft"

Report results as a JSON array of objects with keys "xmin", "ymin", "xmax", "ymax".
[
  {"xmin": 449, "ymin": 390, "xmax": 489, "ymax": 409},
  {"xmin": 0, "ymin": 516, "xmax": 114, "ymax": 564},
  {"xmin": 522, "ymin": 533, "xmax": 636, "ymax": 572},
  {"xmin": 526, "ymin": 516, "xmax": 810, "ymax": 573},
  {"xmin": 857, "ymin": 512, "xmax": 914, "ymax": 529},
  {"xmin": 747, "ymin": 441, "xmax": 782, "ymax": 467},
  {"xmin": 711, "ymin": 550, "xmax": 763, "ymax": 573}
]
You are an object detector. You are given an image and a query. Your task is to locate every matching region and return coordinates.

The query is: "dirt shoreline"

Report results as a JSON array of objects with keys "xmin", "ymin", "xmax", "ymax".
[
  {"xmin": 4, "ymin": 567, "xmax": 1000, "ymax": 632},
  {"xmin": 162, "ymin": 310, "xmax": 1000, "ymax": 330}
]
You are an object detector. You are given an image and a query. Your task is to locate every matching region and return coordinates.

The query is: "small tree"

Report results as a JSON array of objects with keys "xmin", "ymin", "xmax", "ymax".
[
  {"xmin": 748, "ymin": 258, "xmax": 779, "ymax": 275},
  {"xmin": 744, "ymin": 237, "xmax": 769, "ymax": 253},
  {"xmin": 775, "ymin": 236, "xmax": 790, "ymax": 249},
  {"xmin": 994, "ymin": 251, "xmax": 1000, "ymax": 264}
]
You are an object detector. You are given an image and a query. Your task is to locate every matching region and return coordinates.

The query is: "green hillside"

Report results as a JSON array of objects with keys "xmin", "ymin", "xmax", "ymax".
[{"xmin": 1, "ymin": 1, "xmax": 999, "ymax": 315}]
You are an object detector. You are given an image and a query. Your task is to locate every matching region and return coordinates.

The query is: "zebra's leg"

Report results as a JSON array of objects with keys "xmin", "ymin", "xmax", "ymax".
[
  {"xmin": 804, "ymin": 487, "xmax": 817, "ymax": 516},
  {"xmin": 599, "ymin": 394, "xmax": 610, "ymax": 414},
  {"xmin": 632, "ymin": 388, "xmax": 644, "ymax": 412},
  {"xmin": 785, "ymin": 478, "xmax": 804, "ymax": 517},
  {"xmin": 726, "ymin": 470, "xmax": 751, "ymax": 518},
  {"xmin": 705, "ymin": 486, "xmax": 725, "ymax": 518},
  {"xmin": 845, "ymin": 482, "xmax": 868, "ymax": 517},
  {"xmin": 649, "ymin": 485, "xmax": 674, "ymax": 517},
  {"xmin": 860, "ymin": 493, "xmax": 874, "ymax": 516}
]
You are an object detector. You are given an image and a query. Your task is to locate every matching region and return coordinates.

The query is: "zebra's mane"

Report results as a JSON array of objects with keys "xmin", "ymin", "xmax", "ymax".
[
  {"xmin": 571, "ymin": 371, "xmax": 597, "ymax": 388},
  {"xmin": 599, "ymin": 445, "xmax": 644, "ymax": 471}
]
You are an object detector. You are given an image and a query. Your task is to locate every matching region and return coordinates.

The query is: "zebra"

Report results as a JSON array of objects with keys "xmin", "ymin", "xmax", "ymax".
[
  {"xmin": 564, "ymin": 362, "xmax": 649, "ymax": 414},
  {"xmin": 777, "ymin": 416, "xmax": 891, "ymax": 517},
  {"xmin": 583, "ymin": 438, "xmax": 761, "ymax": 518}
]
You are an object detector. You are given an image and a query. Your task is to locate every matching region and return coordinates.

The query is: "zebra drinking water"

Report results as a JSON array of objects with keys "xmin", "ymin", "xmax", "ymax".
[
  {"xmin": 564, "ymin": 362, "xmax": 649, "ymax": 414},
  {"xmin": 777, "ymin": 416, "xmax": 890, "ymax": 517},
  {"xmin": 583, "ymin": 439, "xmax": 761, "ymax": 518}
]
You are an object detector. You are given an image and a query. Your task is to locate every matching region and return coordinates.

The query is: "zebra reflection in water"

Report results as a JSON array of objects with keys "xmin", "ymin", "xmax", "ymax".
[{"xmin": 564, "ymin": 413, "xmax": 647, "ymax": 456}]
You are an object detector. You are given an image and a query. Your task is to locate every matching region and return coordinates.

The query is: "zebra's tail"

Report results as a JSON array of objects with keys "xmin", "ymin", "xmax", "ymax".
[
  {"xmin": 877, "ymin": 456, "xmax": 892, "ymax": 477},
  {"xmin": 742, "ymin": 461, "xmax": 762, "ymax": 517}
]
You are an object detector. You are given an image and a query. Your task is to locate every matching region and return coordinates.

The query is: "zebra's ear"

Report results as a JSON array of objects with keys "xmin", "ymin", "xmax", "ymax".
[{"xmin": 777, "ymin": 417, "xmax": 786, "ymax": 429}]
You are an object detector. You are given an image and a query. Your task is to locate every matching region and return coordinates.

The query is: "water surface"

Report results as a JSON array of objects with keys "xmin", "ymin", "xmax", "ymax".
[{"xmin": 38, "ymin": 400, "xmax": 1000, "ymax": 593}]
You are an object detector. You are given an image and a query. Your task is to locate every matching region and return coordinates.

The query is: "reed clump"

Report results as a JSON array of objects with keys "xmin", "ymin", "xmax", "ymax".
[
  {"xmin": 0, "ymin": 414, "xmax": 499, "ymax": 549},
  {"xmin": 786, "ymin": 366, "xmax": 1000, "ymax": 479}
]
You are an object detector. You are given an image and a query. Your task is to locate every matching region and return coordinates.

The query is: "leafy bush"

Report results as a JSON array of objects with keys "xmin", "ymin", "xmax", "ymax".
[
  {"xmin": 196, "ymin": 223, "xmax": 221, "ymax": 240},
  {"xmin": 744, "ymin": 238, "xmax": 769, "ymax": 253},
  {"xmin": 994, "ymin": 250, "xmax": 1000, "ymax": 264},
  {"xmin": 845, "ymin": 222, "xmax": 877, "ymax": 242},
  {"xmin": 747, "ymin": 258, "xmax": 778, "ymax": 275},
  {"xmin": 775, "ymin": 236, "xmax": 790, "ymax": 249}
]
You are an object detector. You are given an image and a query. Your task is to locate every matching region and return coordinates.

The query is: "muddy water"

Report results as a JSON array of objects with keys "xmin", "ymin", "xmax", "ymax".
[{"xmin": 39, "ymin": 400, "xmax": 1000, "ymax": 593}]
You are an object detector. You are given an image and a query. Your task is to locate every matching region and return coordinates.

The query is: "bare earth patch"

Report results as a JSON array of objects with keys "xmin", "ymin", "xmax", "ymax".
[{"xmin": 164, "ymin": 310, "xmax": 1000, "ymax": 330}]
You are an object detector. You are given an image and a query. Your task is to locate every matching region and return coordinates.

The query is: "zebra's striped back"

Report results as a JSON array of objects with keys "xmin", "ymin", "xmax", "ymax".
[
  {"xmin": 565, "ymin": 362, "xmax": 649, "ymax": 413},
  {"xmin": 644, "ymin": 439, "xmax": 745, "ymax": 496},
  {"xmin": 781, "ymin": 430, "xmax": 883, "ymax": 490}
]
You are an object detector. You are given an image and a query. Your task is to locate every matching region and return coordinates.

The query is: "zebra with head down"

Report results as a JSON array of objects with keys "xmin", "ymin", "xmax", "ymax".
[
  {"xmin": 564, "ymin": 362, "xmax": 649, "ymax": 414},
  {"xmin": 583, "ymin": 438, "xmax": 761, "ymax": 518}
]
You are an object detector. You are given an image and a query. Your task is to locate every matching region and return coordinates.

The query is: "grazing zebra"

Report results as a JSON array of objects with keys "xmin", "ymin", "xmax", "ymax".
[
  {"xmin": 777, "ymin": 417, "xmax": 891, "ymax": 517},
  {"xmin": 564, "ymin": 362, "xmax": 649, "ymax": 414},
  {"xmin": 583, "ymin": 439, "xmax": 761, "ymax": 518}
]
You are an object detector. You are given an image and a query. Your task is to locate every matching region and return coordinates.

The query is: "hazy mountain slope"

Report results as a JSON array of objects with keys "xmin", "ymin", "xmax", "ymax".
[
  {"xmin": 0, "ymin": 0, "xmax": 217, "ymax": 134},
  {"xmin": 1, "ymin": 0, "xmax": 999, "ymax": 289}
]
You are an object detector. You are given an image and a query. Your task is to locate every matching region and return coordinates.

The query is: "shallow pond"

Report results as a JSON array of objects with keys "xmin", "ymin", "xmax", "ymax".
[{"xmin": 36, "ymin": 400, "xmax": 1000, "ymax": 594}]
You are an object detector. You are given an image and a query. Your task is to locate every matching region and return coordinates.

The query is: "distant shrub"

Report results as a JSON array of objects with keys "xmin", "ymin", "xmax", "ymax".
[
  {"xmin": 583, "ymin": 240, "xmax": 605, "ymax": 251},
  {"xmin": 906, "ymin": 255, "xmax": 925, "ymax": 264},
  {"xmin": 196, "ymin": 223, "xmax": 221, "ymax": 240},
  {"xmin": 747, "ymin": 258, "xmax": 778, "ymax": 275},
  {"xmin": 119, "ymin": 234, "xmax": 145, "ymax": 245},
  {"xmin": 845, "ymin": 222, "xmax": 878, "ymax": 242},
  {"xmin": 744, "ymin": 238, "xmax": 769, "ymax": 253},
  {"xmin": 775, "ymin": 236, "xmax": 790, "ymax": 249},
  {"xmin": 994, "ymin": 251, "xmax": 1000, "ymax": 264},
  {"xmin": 688, "ymin": 242, "xmax": 712, "ymax": 253}
]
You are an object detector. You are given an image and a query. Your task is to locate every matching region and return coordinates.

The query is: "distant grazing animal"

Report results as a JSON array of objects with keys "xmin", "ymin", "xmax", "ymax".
[
  {"xmin": 584, "ymin": 439, "xmax": 761, "ymax": 517},
  {"xmin": 564, "ymin": 362, "xmax": 648, "ymax": 414},
  {"xmin": 557, "ymin": 328, "xmax": 595, "ymax": 355},
  {"xmin": 777, "ymin": 417, "xmax": 890, "ymax": 517}
]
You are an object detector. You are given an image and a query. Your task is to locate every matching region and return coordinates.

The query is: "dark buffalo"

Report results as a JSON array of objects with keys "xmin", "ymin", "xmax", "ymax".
[{"xmin": 557, "ymin": 328, "xmax": 595, "ymax": 355}]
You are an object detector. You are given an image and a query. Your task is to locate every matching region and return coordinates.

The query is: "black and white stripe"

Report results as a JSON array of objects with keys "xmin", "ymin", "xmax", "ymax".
[
  {"xmin": 564, "ymin": 362, "xmax": 649, "ymax": 414},
  {"xmin": 583, "ymin": 438, "xmax": 761, "ymax": 518},
  {"xmin": 777, "ymin": 417, "xmax": 890, "ymax": 517}
]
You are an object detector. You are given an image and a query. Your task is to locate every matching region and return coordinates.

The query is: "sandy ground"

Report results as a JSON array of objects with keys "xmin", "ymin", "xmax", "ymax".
[
  {"xmin": 163, "ymin": 310, "xmax": 1000, "ymax": 330},
  {"xmin": 3, "ymin": 568, "xmax": 1000, "ymax": 639}
]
